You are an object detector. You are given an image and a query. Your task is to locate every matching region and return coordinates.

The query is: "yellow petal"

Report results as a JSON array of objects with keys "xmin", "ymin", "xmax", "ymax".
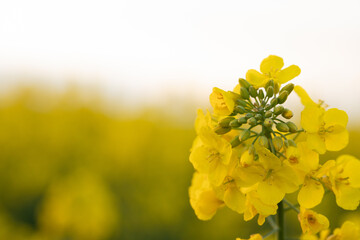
[
  {"xmin": 294, "ymin": 85, "xmax": 317, "ymax": 107},
  {"xmin": 324, "ymin": 108, "xmax": 348, "ymax": 128},
  {"xmin": 260, "ymin": 55, "xmax": 284, "ymax": 74},
  {"xmin": 335, "ymin": 184, "xmax": 360, "ymax": 210},
  {"xmin": 301, "ymin": 106, "xmax": 323, "ymax": 133},
  {"xmin": 277, "ymin": 65, "xmax": 301, "ymax": 84},
  {"xmin": 257, "ymin": 181, "xmax": 284, "ymax": 205},
  {"xmin": 307, "ymin": 133, "xmax": 326, "ymax": 154},
  {"xmin": 233, "ymin": 84, "xmax": 240, "ymax": 94},
  {"xmin": 298, "ymin": 178, "xmax": 324, "ymax": 208},
  {"xmin": 324, "ymin": 126, "xmax": 348, "ymax": 152},
  {"xmin": 209, "ymin": 87, "xmax": 234, "ymax": 116},
  {"xmin": 208, "ymin": 160, "xmax": 228, "ymax": 186},
  {"xmin": 224, "ymin": 187, "xmax": 246, "ymax": 214},
  {"xmin": 341, "ymin": 155, "xmax": 360, "ymax": 188},
  {"xmin": 246, "ymin": 69, "xmax": 267, "ymax": 88},
  {"xmin": 189, "ymin": 145, "xmax": 210, "ymax": 173}
]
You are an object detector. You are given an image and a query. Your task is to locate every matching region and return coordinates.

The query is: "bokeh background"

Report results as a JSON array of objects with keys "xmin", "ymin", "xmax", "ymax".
[{"xmin": 0, "ymin": 0, "xmax": 360, "ymax": 239}]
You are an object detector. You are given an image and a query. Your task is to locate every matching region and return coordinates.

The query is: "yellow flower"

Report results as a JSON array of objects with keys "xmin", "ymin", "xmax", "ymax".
[
  {"xmin": 298, "ymin": 208, "xmax": 329, "ymax": 234},
  {"xmin": 328, "ymin": 221, "xmax": 360, "ymax": 240},
  {"xmin": 328, "ymin": 155, "xmax": 360, "ymax": 210},
  {"xmin": 246, "ymin": 55, "xmax": 301, "ymax": 88},
  {"xmin": 301, "ymin": 106, "xmax": 349, "ymax": 154},
  {"xmin": 256, "ymin": 147, "xmax": 300, "ymax": 205},
  {"xmin": 209, "ymin": 87, "xmax": 235, "ymax": 116},
  {"xmin": 189, "ymin": 172, "xmax": 224, "ymax": 220},
  {"xmin": 243, "ymin": 190, "xmax": 277, "ymax": 225},
  {"xmin": 294, "ymin": 85, "xmax": 320, "ymax": 108},
  {"xmin": 236, "ymin": 233, "xmax": 263, "ymax": 240},
  {"xmin": 190, "ymin": 110, "xmax": 232, "ymax": 186}
]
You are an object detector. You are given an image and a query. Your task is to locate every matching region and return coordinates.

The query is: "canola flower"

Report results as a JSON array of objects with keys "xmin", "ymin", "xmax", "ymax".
[{"xmin": 188, "ymin": 55, "xmax": 360, "ymax": 240}]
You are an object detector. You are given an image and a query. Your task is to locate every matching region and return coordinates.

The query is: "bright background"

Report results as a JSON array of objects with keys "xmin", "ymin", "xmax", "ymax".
[{"xmin": 0, "ymin": 0, "xmax": 360, "ymax": 239}]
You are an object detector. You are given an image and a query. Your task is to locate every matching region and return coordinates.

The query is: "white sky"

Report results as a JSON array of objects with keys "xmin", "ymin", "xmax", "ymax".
[{"xmin": 0, "ymin": 0, "xmax": 360, "ymax": 122}]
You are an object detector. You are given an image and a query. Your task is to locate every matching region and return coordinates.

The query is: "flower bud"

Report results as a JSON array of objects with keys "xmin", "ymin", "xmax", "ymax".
[
  {"xmin": 274, "ymin": 83, "xmax": 280, "ymax": 94},
  {"xmin": 239, "ymin": 78, "xmax": 250, "ymax": 88},
  {"xmin": 264, "ymin": 111, "xmax": 272, "ymax": 118},
  {"xmin": 255, "ymin": 114, "xmax": 262, "ymax": 120},
  {"xmin": 282, "ymin": 109, "xmax": 293, "ymax": 119},
  {"xmin": 284, "ymin": 139, "xmax": 289, "ymax": 148},
  {"xmin": 234, "ymin": 105, "xmax": 246, "ymax": 114},
  {"xmin": 265, "ymin": 79, "xmax": 274, "ymax": 90},
  {"xmin": 240, "ymin": 87, "xmax": 250, "ymax": 99},
  {"xmin": 265, "ymin": 98, "xmax": 278, "ymax": 110},
  {"xmin": 214, "ymin": 126, "xmax": 231, "ymax": 135},
  {"xmin": 239, "ymin": 117, "xmax": 248, "ymax": 124},
  {"xmin": 230, "ymin": 135, "xmax": 242, "ymax": 148},
  {"xmin": 219, "ymin": 117, "xmax": 235, "ymax": 127},
  {"xmin": 248, "ymin": 117, "xmax": 257, "ymax": 126},
  {"xmin": 276, "ymin": 122, "xmax": 289, "ymax": 132},
  {"xmin": 273, "ymin": 105, "xmax": 284, "ymax": 115},
  {"xmin": 259, "ymin": 136, "xmax": 269, "ymax": 148},
  {"xmin": 245, "ymin": 113, "xmax": 254, "ymax": 119},
  {"xmin": 236, "ymin": 99, "xmax": 248, "ymax": 107},
  {"xmin": 258, "ymin": 89, "xmax": 264, "ymax": 100},
  {"xmin": 229, "ymin": 119, "xmax": 241, "ymax": 128},
  {"xmin": 266, "ymin": 86, "xmax": 274, "ymax": 98},
  {"xmin": 248, "ymin": 145, "xmax": 255, "ymax": 155},
  {"xmin": 287, "ymin": 139, "xmax": 297, "ymax": 147},
  {"xmin": 272, "ymin": 136, "xmax": 283, "ymax": 151},
  {"xmin": 240, "ymin": 129, "xmax": 251, "ymax": 141},
  {"xmin": 280, "ymin": 83, "xmax": 294, "ymax": 95},
  {"xmin": 277, "ymin": 91, "xmax": 288, "ymax": 104},
  {"xmin": 264, "ymin": 118, "xmax": 273, "ymax": 128},
  {"xmin": 286, "ymin": 121, "xmax": 298, "ymax": 133},
  {"xmin": 249, "ymin": 86, "xmax": 257, "ymax": 98}
]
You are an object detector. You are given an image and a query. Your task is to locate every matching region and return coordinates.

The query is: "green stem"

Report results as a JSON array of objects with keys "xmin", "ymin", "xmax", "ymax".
[{"xmin": 277, "ymin": 201, "xmax": 285, "ymax": 240}]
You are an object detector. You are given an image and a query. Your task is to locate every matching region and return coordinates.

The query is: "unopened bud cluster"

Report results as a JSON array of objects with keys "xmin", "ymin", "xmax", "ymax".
[{"xmin": 215, "ymin": 78, "xmax": 300, "ymax": 158}]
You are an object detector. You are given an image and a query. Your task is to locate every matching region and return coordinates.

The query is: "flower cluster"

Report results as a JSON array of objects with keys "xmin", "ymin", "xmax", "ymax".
[{"xmin": 188, "ymin": 55, "xmax": 360, "ymax": 239}]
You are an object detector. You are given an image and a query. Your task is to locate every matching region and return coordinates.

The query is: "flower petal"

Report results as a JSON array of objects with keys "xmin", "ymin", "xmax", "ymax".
[
  {"xmin": 276, "ymin": 65, "xmax": 301, "ymax": 84},
  {"xmin": 294, "ymin": 85, "xmax": 317, "ymax": 107},
  {"xmin": 301, "ymin": 106, "xmax": 324, "ymax": 133},
  {"xmin": 260, "ymin": 55, "xmax": 284, "ymax": 74},
  {"xmin": 298, "ymin": 178, "xmax": 324, "ymax": 208},
  {"xmin": 246, "ymin": 69, "xmax": 267, "ymax": 88},
  {"xmin": 324, "ymin": 108, "xmax": 348, "ymax": 128},
  {"xmin": 224, "ymin": 187, "xmax": 246, "ymax": 214},
  {"xmin": 307, "ymin": 133, "xmax": 326, "ymax": 154},
  {"xmin": 324, "ymin": 126, "xmax": 349, "ymax": 152}
]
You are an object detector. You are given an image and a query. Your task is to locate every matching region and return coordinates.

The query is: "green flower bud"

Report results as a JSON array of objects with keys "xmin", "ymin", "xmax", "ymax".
[
  {"xmin": 235, "ymin": 105, "xmax": 246, "ymax": 114},
  {"xmin": 248, "ymin": 117, "xmax": 257, "ymax": 126},
  {"xmin": 255, "ymin": 114, "xmax": 262, "ymax": 120},
  {"xmin": 239, "ymin": 78, "xmax": 250, "ymax": 88},
  {"xmin": 265, "ymin": 98, "xmax": 278, "ymax": 110},
  {"xmin": 264, "ymin": 118, "xmax": 273, "ymax": 128},
  {"xmin": 249, "ymin": 86, "xmax": 257, "ymax": 98},
  {"xmin": 248, "ymin": 145, "xmax": 255, "ymax": 155},
  {"xmin": 219, "ymin": 117, "xmax": 235, "ymax": 127},
  {"xmin": 265, "ymin": 79, "xmax": 274, "ymax": 90},
  {"xmin": 258, "ymin": 89, "xmax": 264, "ymax": 100},
  {"xmin": 273, "ymin": 105, "xmax": 284, "ymax": 115},
  {"xmin": 230, "ymin": 135, "xmax": 242, "ymax": 148},
  {"xmin": 239, "ymin": 117, "xmax": 248, "ymax": 124},
  {"xmin": 274, "ymin": 83, "xmax": 280, "ymax": 94},
  {"xmin": 266, "ymin": 86, "xmax": 274, "ymax": 98},
  {"xmin": 236, "ymin": 99, "xmax": 248, "ymax": 107},
  {"xmin": 288, "ymin": 139, "xmax": 297, "ymax": 147},
  {"xmin": 229, "ymin": 119, "xmax": 241, "ymax": 128},
  {"xmin": 277, "ymin": 91, "xmax": 288, "ymax": 104},
  {"xmin": 264, "ymin": 111, "xmax": 272, "ymax": 118},
  {"xmin": 240, "ymin": 87, "xmax": 250, "ymax": 99},
  {"xmin": 245, "ymin": 113, "xmax": 254, "ymax": 119},
  {"xmin": 286, "ymin": 121, "xmax": 298, "ymax": 133},
  {"xmin": 282, "ymin": 109, "xmax": 293, "ymax": 119},
  {"xmin": 214, "ymin": 126, "xmax": 231, "ymax": 135},
  {"xmin": 276, "ymin": 122, "xmax": 289, "ymax": 132},
  {"xmin": 280, "ymin": 83, "xmax": 294, "ymax": 95},
  {"xmin": 259, "ymin": 136, "xmax": 269, "ymax": 148},
  {"xmin": 284, "ymin": 139, "xmax": 289, "ymax": 148},
  {"xmin": 272, "ymin": 136, "xmax": 283, "ymax": 151},
  {"xmin": 240, "ymin": 129, "xmax": 251, "ymax": 141}
]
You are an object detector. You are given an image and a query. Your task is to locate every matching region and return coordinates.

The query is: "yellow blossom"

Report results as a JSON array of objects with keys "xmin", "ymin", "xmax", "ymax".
[
  {"xmin": 209, "ymin": 87, "xmax": 235, "ymax": 116},
  {"xmin": 328, "ymin": 221, "xmax": 360, "ymax": 240},
  {"xmin": 243, "ymin": 190, "xmax": 277, "ymax": 225},
  {"xmin": 236, "ymin": 233, "xmax": 263, "ymax": 240},
  {"xmin": 190, "ymin": 110, "xmax": 232, "ymax": 186},
  {"xmin": 301, "ymin": 106, "xmax": 349, "ymax": 154},
  {"xmin": 189, "ymin": 172, "xmax": 224, "ymax": 220},
  {"xmin": 256, "ymin": 147, "xmax": 300, "ymax": 205},
  {"xmin": 328, "ymin": 155, "xmax": 360, "ymax": 210},
  {"xmin": 246, "ymin": 55, "xmax": 301, "ymax": 88},
  {"xmin": 298, "ymin": 208, "xmax": 329, "ymax": 235}
]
